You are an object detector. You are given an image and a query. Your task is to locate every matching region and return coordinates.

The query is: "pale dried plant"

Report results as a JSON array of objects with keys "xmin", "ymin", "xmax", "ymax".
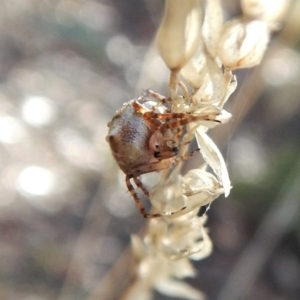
[{"xmin": 117, "ymin": 0, "xmax": 290, "ymax": 299}]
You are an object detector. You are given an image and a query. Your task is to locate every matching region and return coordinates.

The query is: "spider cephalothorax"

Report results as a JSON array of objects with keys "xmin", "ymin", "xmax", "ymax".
[{"xmin": 106, "ymin": 90, "xmax": 222, "ymax": 218}]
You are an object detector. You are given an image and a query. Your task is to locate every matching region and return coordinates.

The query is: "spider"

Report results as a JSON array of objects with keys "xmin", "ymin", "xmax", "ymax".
[{"xmin": 106, "ymin": 90, "xmax": 221, "ymax": 218}]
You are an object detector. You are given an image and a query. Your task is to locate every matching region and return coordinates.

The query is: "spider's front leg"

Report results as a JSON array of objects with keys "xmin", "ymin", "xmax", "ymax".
[
  {"xmin": 126, "ymin": 174, "xmax": 188, "ymax": 219},
  {"xmin": 143, "ymin": 89, "xmax": 167, "ymax": 103},
  {"xmin": 126, "ymin": 160, "xmax": 175, "ymax": 219},
  {"xmin": 126, "ymin": 160, "xmax": 189, "ymax": 218},
  {"xmin": 144, "ymin": 111, "xmax": 221, "ymax": 131},
  {"xmin": 133, "ymin": 176, "xmax": 149, "ymax": 197},
  {"xmin": 125, "ymin": 175, "xmax": 161, "ymax": 218}
]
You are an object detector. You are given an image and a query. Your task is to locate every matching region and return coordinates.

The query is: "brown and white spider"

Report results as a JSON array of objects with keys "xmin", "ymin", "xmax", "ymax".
[{"xmin": 106, "ymin": 90, "xmax": 222, "ymax": 218}]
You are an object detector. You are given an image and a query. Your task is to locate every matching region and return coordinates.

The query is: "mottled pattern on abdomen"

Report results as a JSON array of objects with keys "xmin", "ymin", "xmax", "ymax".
[{"xmin": 107, "ymin": 101, "xmax": 153, "ymax": 173}]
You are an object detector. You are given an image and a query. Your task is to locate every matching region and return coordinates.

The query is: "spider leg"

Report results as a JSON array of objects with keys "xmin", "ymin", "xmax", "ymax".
[
  {"xmin": 130, "ymin": 159, "xmax": 173, "ymax": 177},
  {"xmin": 132, "ymin": 100, "xmax": 148, "ymax": 114},
  {"xmin": 178, "ymin": 81, "xmax": 190, "ymax": 103},
  {"xmin": 143, "ymin": 89, "xmax": 172, "ymax": 112},
  {"xmin": 143, "ymin": 111, "xmax": 221, "ymax": 126},
  {"xmin": 170, "ymin": 126, "xmax": 184, "ymax": 144},
  {"xmin": 143, "ymin": 111, "xmax": 188, "ymax": 132},
  {"xmin": 144, "ymin": 89, "xmax": 167, "ymax": 102},
  {"xmin": 175, "ymin": 148, "xmax": 200, "ymax": 162},
  {"xmin": 133, "ymin": 176, "xmax": 149, "ymax": 197},
  {"xmin": 129, "ymin": 175, "xmax": 188, "ymax": 218},
  {"xmin": 126, "ymin": 175, "xmax": 161, "ymax": 218},
  {"xmin": 131, "ymin": 100, "xmax": 163, "ymax": 129},
  {"xmin": 160, "ymin": 114, "xmax": 221, "ymax": 132},
  {"xmin": 143, "ymin": 111, "xmax": 186, "ymax": 120}
]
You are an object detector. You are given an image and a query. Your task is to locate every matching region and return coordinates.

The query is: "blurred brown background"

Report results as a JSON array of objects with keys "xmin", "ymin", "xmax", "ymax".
[{"xmin": 0, "ymin": 0, "xmax": 299, "ymax": 299}]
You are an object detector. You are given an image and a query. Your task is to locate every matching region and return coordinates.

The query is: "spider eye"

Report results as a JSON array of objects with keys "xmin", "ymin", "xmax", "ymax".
[
  {"xmin": 172, "ymin": 147, "xmax": 178, "ymax": 154},
  {"xmin": 154, "ymin": 151, "xmax": 161, "ymax": 158},
  {"xmin": 155, "ymin": 144, "xmax": 159, "ymax": 149}
]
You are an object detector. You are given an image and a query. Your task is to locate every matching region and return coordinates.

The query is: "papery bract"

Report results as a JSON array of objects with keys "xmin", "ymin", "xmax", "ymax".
[
  {"xmin": 181, "ymin": 49, "xmax": 208, "ymax": 89},
  {"xmin": 217, "ymin": 18, "xmax": 270, "ymax": 70},
  {"xmin": 161, "ymin": 216, "xmax": 212, "ymax": 261},
  {"xmin": 155, "ymin": 278, "xmax": 205, "ymax": 300},
  {"xmin": 241, "ymin": 0, "xmax": 291, "ymax": 30},
  {"xmin": 190, "ymin": 226, "xmax": 213, "ymax": 261},
  {"xmin": 156, "ymin": 0, "xmax": 202, "ymax": 70},
  {"xmin": 196, "ymin": 129, "xmax": 231, "ymax": 196},
  {"xmin": 202, "ymin": 0, "xmax": 223, "ymax": 57},
  {"xmin": 150, "ymin": 176, "xmax": 187, "ymax": 216}
]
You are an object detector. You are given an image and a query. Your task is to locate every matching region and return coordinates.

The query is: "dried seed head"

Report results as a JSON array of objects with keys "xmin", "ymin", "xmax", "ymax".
[
  {"xmin": 195, "ymin": 129, "xmax": 231, "ymax": 196},
  {"xmin": 241, "ymin": 0, "xmax": 291, "ymax": 30},
  {"xmin": 181, "ymin": 49, "xmax": 208, "ymax": 89},
  {"xmin": 217, "ymin": 17, "xmax": 270, "ymax": 70},
  {"xmin": 156, "ymin": 0, "xmax": 202, "ymax": 71},
  {"xmin": 159, "ymin": 215, "xmax": 212, "ymax": 260},
  {"xmin": 150, "ymin": 176, "xmax": 187, "ymax": 216},
  {"xmin": 202, "ymin": 0, "xmax": 223, "ymax": 57}
]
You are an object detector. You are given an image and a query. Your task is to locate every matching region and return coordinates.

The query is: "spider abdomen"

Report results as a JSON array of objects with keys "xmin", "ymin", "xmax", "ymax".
[{"xmin": 107, "ymin": 100, "xmax": 154, "ymax": 174}]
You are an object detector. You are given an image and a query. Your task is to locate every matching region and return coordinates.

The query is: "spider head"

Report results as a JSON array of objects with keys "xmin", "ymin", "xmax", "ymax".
[{"xmin": 149, "ymin": 130, "xmax": 178, "ymax": 160}]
